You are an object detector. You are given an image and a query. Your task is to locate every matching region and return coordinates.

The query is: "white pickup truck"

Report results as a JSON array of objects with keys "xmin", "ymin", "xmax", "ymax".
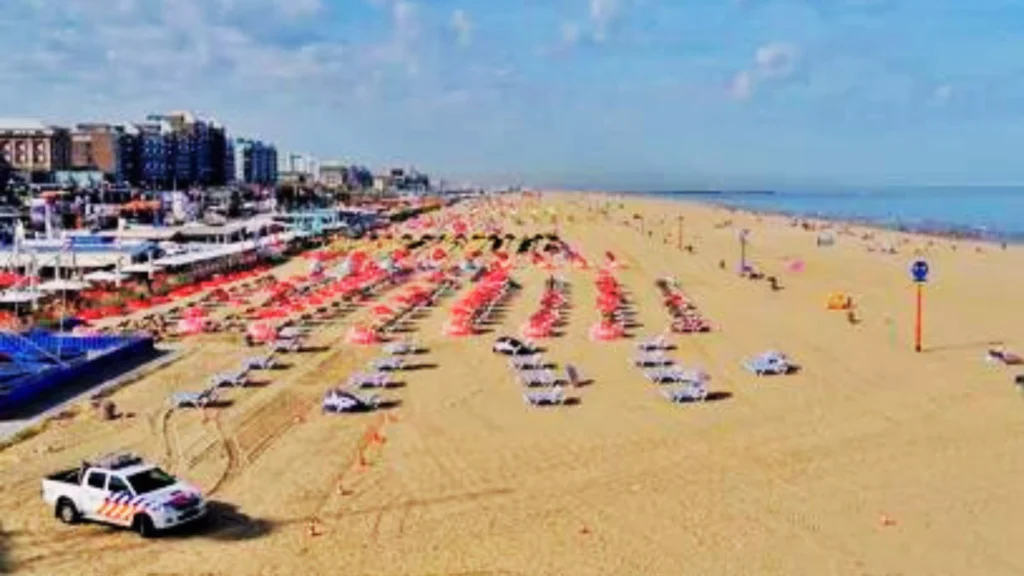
[{"xmin": 42, "ymin": 453, "xmax": 207, "ymax": 537}]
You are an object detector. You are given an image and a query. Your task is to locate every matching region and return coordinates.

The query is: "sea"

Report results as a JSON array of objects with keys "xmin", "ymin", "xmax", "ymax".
[{"xmin": 639, "ymin": 187, "xmax": 1024, "ymax": 242}]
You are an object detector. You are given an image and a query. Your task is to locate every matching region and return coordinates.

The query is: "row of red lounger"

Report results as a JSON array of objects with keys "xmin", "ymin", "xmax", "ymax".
[{"xmin": 657, "ymin": 279, "xmax": 711, "ymax": 333}]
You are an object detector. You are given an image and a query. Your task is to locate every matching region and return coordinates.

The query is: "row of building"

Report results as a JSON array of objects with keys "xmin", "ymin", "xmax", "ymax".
[
  {"xmin": 0, "ymin": 114, "xmax": 435, "ymax": 196},
  {"xmin": 0, "ymin": 113, "xmax": 280, "ymax": 188}
]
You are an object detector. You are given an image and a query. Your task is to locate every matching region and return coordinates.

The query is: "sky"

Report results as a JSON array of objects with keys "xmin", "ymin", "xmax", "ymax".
[{"xmin": 2, "ymin": 0, "xmax": 1024, "ymax": 189}]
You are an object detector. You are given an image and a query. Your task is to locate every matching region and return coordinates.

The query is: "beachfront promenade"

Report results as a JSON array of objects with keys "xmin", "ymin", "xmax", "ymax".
[{"xmin": 1, "ymin": 192, "xmax": 1023, "ymax": 576}]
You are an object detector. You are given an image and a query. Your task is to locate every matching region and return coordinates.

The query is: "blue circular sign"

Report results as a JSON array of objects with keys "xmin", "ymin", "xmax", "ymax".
[{"xmin": 911, "ymin": 260, "xmax": 929, "ymax": 283}]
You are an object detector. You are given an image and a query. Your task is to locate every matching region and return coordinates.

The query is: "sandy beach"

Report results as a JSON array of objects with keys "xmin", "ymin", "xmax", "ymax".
[{"xmin": 1, "ymin": 192, "xmax": 1023, "ymax": 576}]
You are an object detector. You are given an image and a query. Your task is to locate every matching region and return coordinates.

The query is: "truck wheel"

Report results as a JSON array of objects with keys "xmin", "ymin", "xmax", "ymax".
[
  {"xmin": 133, "ymin": 514, "xmax": 156, "ymax": 538},
  {"xmin": 56, "ymin": 499, "xmax": 80, "ymax": 525}
]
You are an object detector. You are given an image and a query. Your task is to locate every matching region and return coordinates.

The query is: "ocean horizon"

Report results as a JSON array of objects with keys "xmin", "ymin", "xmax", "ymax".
[{"xmin": 630, "ymin": 187, "xmax": 1024, "ymax": 242}]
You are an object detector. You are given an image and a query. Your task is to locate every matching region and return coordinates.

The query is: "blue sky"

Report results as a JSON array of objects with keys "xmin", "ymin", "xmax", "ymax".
[{"xmin": 2, "ymin": 0, "xmax": 1024, "ymax": 189}]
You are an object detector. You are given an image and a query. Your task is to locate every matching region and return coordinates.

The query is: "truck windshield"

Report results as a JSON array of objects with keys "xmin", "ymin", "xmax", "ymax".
[{"xmin": 126, "ymin": 468, "xmax": 177, "ymax": 495}]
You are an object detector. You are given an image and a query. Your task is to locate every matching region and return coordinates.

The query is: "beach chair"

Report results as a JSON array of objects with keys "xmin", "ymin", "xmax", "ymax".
[
  {"xmin": 322, "ymin": 389, "xmax": 381, "ymax": 413},
  {"xmin": 348, "ymin": 371, "xmax": 391, "ymax": 389},
  {"xmin": 644, "ymin": 365, "xmax": 708, "ymax": 385},
  {"xmin": 661, "ymin": 382, "xmax": 709, "ymax": 403},
  {"xmin": 636, "ymin": 334, "xmax": 671, "ymax": 352},
  {"xmin": 509, "ymin": 354, "xmax": 545, "ymax": 370},
  {"xmin": 270, "ymin": 338, "xmax": 303, "ymax": 354},
  {"xmin": 370, "ymin": 356, "xmax": 404, "ymax": 372},
  {"xmin": 632, "ymin": 352, "xmax": 671, "ymax": 367},
  {"xmin": 523, "ymin": 385, "xmax": 566, "ymax": 406},
  {"xmin": 243, "ymin": 355, "xmax": 277, "ymax": 371},
  {"xmin": 169, "ymin": 387, "xmax": 219, "ymax": 409},
  {"xmin": 278, "ymin": 326, "xmax": 308, "ymax": 340},
  {"xmin": 384, "ymin": 340, "xmax": 418, "ymax": 355},
  {"xmin": 671, "ymin": 315, "xmax": 711, "ymax": 334},
  {"xmin": 210, "ymin": 369, "xmax": 249, "ymax": 388},
  {"xmin": 565, "ymin": 364, "xmax": 584, "ymax": 387},
  {"xmin": 986, "ymin": 348, "xmax": 1023, "ymax": 365},
  {"xmin": 492, "ymin": 336, "xmax": 538, "ymax": 356},
  {"xmin": 518, "ymin": 369, "xmax": 557, "ymax": 387},
  {"xmin": 742, "ymin": 351, "xmax": 791, "ymax": 376}
]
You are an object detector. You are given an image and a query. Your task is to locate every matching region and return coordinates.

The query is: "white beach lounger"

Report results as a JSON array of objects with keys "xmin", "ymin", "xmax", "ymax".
[
  {"xmin": 322, "ymin": 390, "xmax": 381, "ymax": 413},
  {"xmin": 518, "ymin": 369, "xmax": 557, "ymax": 387},
  {"xmin": 632, "ymin": 352, "xmax": 671, "ymax": 367},
  {"xmin": 509, "ymin": 354, "xmax": 545, "ymax": 370},
  {"xmin": 270, "ymin": 339, "xmax": 303, "ymax": 354},
  {"xmin": 370, "ymin": 356, "xmax": 404, "ymax": 372},
  {"xmin": 210, "ymin": 369, "xmax": 250, "ymax": 388},
  {"xmin": 243, "ymin": 355, "xmax": 277, "ymax": 371},
  {"xmin": 169, "ymin": 387, "xmax": 219, "ymax": 409},
  {"xmin": 636, "ymin": 334, "xmax": 671, "ymax": 352},
  {"xmin": 661, "ymin": 382, "xmax": 708, "ymax": 403},
  {"xmin": 384, "ymin": 340, "xmax": 417, "ymax": 355},
  {"xmin": 348, "ymin": 371, "xmax": 391, "ymax": 389},
  {"xmin": 524, "ymin": 385, "xmax": 566, "ymax": 406},
  {"xmin": 644, "ymin": 365, "xmax": 708, "ymax": 385}
]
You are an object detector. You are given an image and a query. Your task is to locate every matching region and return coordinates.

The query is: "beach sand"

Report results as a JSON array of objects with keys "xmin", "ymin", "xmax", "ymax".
[{"xmin": 1, "ymin": 193, "xmax": 1023, "ymax": 575}]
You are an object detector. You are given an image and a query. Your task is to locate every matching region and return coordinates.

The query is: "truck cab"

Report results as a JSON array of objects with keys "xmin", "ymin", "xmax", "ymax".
[{"xmin": 42, "ymin": 453, "xmax": 207, "ymax": 537}]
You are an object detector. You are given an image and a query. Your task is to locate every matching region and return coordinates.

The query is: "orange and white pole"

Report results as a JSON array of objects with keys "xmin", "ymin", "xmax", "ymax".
[{"xmin": 914, "ymin": 283, "xmax": 923, "ymax": 353}]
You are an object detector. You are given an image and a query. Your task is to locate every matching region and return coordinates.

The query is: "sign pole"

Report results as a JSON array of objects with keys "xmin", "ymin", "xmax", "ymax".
[
  {"xmin": 910, "ymin": 259, "xmax": 929, "ymax": 353},
  {"xmin": 739, "ymin": 230, "xmax": 749, "ymax": 274},
  {"xmin": 915, "ymin": 283, "xmax": 923, "ymax": 353}
]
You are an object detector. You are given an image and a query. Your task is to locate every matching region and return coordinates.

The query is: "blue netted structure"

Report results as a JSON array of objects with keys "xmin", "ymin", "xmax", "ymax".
[{"xmin": 0, "ymin": 330, "xmax": 154, "ymax": 415}]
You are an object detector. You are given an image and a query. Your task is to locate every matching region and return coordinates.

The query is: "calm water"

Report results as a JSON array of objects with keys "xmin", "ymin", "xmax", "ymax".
[{"xmin": 646, "ymin": 188, "xmax": 1024, "ymax": 241}]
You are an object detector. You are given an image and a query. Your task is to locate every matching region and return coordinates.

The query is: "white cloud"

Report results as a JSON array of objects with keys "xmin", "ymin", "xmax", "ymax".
[
  {"xmin": 551, "ymin": 0, "xmax": 634, "ymax": 49},
  {"xmin": 589, "ymin": 0, "xmax": 619, "ymax": 42},
  {"xmin": 368, "ymin": 1, "xmax": 421, "ymax": 77},
  {"xmin": 729, "ymin": 42, "xmax": 801, "ymax": 100},
  {"xmin": 729, "ymin": 70, "xmax": 754, "ymax": 100},
  {"xmin": 562, "ymin": 22, "xmax": 582, "ymax": 45},
  {"xmin": 451, "ymin": 9, "xmax": 472, "ymax": 47},
  {"xmin": 928, "ymin": 83, "xmax": 953, "ymax": 107},
  {"xmin": 755, "ymin": 43, "xmax": 799, "ymax": 79},
  {"xmin": 273, "ymin": 0, "xmax": 323, "ymax": 18},
  {"xmin": 0, "ymin": 0, "xmax": 445, "ymax": 143}
]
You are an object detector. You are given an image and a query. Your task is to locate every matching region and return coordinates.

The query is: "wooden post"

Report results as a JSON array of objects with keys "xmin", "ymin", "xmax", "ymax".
[{"xmin": 677, "ymin": 215, "xmax": 683, "ymax": 250}]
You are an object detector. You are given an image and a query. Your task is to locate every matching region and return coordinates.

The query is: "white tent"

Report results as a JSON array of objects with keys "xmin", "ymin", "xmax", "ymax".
[
  {"xmin": 122, "ymin": 263, "xmax": 163, "ymax": 274},
  {"xmin": 0, "ymin": 289, "xmax": 42, "ymax": 304},
  {"xmin": 38, "ymin": 279, "xmax": 91, "ymax": 292},
  {"xmin": 84, "ymin": 270, "xmax": 127, "ymax": 283}
]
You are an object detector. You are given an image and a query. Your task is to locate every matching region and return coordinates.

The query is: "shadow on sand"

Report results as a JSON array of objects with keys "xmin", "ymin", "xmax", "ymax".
[
  {"xmin": 704, "ymin": 391, "xmax": 733, "ymax": 402},
  {"xmin": 925, "ymin": 339, "xmax": 1005, "ymax": 353},
  {"xmin": 162, "ymin": 502, "xmax": 274, "ymax": 542},
  {"xmin": 402, "ymin": 363, "xmax": 439, "ymax": 372}
]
